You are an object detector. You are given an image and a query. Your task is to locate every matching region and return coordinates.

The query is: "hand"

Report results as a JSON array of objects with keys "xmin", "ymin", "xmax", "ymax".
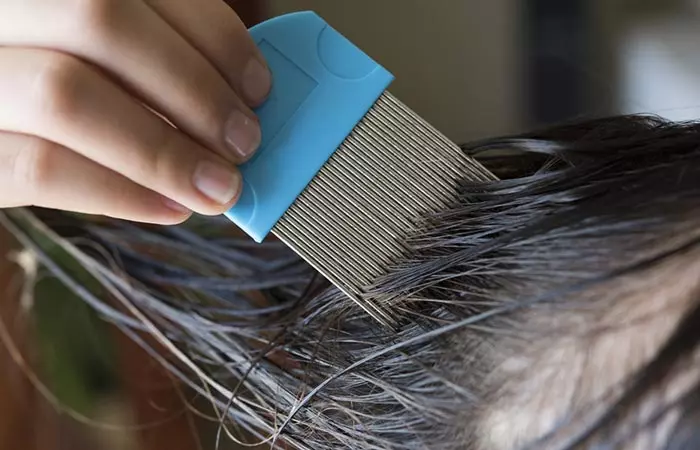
[{"xmin": 0, "ymin": 0, "xmax": 271, "ymax": 224}]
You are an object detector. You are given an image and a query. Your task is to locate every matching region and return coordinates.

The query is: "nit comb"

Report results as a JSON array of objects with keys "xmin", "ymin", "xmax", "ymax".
[{"xmin": 225, "ymin": 11, "xmax": 494, "ymax": 327}]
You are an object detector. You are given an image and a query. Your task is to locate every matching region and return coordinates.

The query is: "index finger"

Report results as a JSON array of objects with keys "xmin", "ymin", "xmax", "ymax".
[{"xmin": 146, "ymin": 0, "xmax": 272, "ymax": 107}]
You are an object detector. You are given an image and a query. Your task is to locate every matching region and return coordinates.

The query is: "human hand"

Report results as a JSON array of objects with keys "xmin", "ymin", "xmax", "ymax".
[{"xmin": 0, "ymin": 0, "xmax": 271, "ymax": 224}]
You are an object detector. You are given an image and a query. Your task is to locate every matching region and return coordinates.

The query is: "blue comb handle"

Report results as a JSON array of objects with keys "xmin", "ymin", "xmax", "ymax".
[{"xmin": 224, "ymin": 11, "xmax": 394, "ymax": 242}]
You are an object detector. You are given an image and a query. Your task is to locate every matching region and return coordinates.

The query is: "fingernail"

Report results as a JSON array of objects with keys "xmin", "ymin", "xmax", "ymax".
[
  {"xmin": 224, "ymin": 110, "xmax": 261, "ymax": 160},
  {"xmin": 241, "ymin": 56, "xmax": 271, "ymax": 104},
  {"xmin": 193, "ymin": 161, "xmax": 241, "ymax": 205},
  {"xmin": 162, "ymin": 197, "xmax": 190, "ymax": 214}
]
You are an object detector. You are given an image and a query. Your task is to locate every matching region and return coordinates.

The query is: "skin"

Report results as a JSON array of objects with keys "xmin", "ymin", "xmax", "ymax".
[{"xmin": 0, "ymin": 0, "xmax": 272, "ymax": 224}]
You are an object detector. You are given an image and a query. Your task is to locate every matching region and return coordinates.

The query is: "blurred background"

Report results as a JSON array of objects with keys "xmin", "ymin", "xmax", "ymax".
[{"xmin": 3, "ymin": 0, "xmax": 700, "ymax": 448}]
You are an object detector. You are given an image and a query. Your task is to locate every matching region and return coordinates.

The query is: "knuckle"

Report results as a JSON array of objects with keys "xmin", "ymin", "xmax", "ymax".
[
  {"xmin": 67, "ymin": 0, "xmax": 118, "ymax": 39},
  {"xmin": 11, "ymin": 138, "xmax": 55, "ymax": 193},
  {"xmin": 31, "ymin": 53, "xmax": 87, "ymax": 125},
  {"xmin": 133, "ymin": 124, "xmax": 180, "ymax": 183}
]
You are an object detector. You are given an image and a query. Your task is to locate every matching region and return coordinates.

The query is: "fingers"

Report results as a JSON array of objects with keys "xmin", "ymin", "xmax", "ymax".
[
  {"xmin": 0, "ymin": 0, "xmax": 267, "ymax": 164},
  {"xmin": 0, "ymin": 48, "xmax": 242, "ymax": 216},
  {"xmin": 0, "ymin": 132, "xmax": 191, "ymax": 224},
  {"xmin": 146, "ymin": 0, "xmax": 271, "ymax": 106}
]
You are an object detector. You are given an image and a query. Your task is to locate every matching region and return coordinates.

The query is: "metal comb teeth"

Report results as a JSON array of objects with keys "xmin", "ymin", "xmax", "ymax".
[{"xmin": 272, "ymin": 92, "xmax": 495, "ymax": 327}]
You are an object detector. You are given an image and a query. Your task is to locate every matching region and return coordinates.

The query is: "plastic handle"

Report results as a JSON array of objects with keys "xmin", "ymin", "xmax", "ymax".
[{"xmin": 224, "ymin": 11, "xmax": 394, "ymax": 242}]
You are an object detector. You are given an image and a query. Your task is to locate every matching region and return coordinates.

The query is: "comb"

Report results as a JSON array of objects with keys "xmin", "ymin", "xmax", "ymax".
[{"xmin": 226, "ymin": 11, "xmax": 495, "ymax": 327}]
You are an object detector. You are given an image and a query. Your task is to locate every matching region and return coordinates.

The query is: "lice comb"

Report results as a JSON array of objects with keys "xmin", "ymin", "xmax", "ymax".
[{"xmin": 225, "ymin": 11, "xmax": 494, "ymax": 327}]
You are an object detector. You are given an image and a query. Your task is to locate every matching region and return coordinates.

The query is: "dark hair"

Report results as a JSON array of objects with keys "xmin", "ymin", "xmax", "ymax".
[{"xmin": 2, "ymin": 114, "xmax": 699, "ymax": 449}]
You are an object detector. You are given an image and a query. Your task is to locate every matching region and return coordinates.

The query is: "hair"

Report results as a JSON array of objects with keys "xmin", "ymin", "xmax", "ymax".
[{"xmin": 1, "ymin": 114, "xmax": 700, "ymax": 450}]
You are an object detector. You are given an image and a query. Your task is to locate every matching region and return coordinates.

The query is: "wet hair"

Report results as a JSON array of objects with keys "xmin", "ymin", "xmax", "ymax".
[{"xmin": 2, "ymin": 114, "xmax": 700, "ymax": 450}]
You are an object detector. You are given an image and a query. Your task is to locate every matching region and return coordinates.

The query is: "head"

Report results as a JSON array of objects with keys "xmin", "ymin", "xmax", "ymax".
[{"xmin": 3, "ymin": 114, "xmax": 700, "ymax": 449}]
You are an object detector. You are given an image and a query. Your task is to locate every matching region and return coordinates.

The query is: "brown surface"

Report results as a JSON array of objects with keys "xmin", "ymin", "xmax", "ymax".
[
  {"xmin": 111, "ymin": 327, "xmax": 201, "ymax": 450},
  {"xmin": 0, "ymin": 227, "xmax": 91, "ymax": 450}
]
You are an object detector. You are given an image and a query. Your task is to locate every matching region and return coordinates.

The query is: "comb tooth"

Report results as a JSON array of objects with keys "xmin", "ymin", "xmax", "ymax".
[
  {"xmin": 305, "ymin": 176, "xmax": 406, "ymax": 259},
  {"xmin": 349, "ymin": 139, "xmax": 444, "ymax": 218},
  {"xmin": 354, "ymin": 132, "xmax": 454, "ymax": 205},
  {"xmin": 355, "ymin": 113, "xmax": 458, "ymax": 195},
  {"xmin": 289, "ymin": 200, "xmax": 379, "ymax": 282},
  {"xmin": 343, "ymin": 136, "xmax": 440, "ymax": 213},
  {"xmin": 295, "ymin": 195, "xmax": 390, "ymax": 278},
  {"xmin": 331, "ymin": 152, "xmax": 418, "ymax": 224},
  {"xmin": 274, "ymin": 220, "xmax": 392, "ymax": 324},
  {"xmin": 383, "ymin": 95, "xmax": 494, "ymax": 182},
  {"xmin": 273, "ymin": 92, "xmax": 495, "ymax": 327},
  {"xmin": 321, "ymin": 164, "xmax": 413, "ymax": 232}
]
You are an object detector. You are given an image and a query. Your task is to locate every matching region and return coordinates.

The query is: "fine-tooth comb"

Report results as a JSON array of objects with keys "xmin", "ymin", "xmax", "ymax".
[{"xmin": 226, "ymin": 11, "xmax": 496, "ymax": 328}]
